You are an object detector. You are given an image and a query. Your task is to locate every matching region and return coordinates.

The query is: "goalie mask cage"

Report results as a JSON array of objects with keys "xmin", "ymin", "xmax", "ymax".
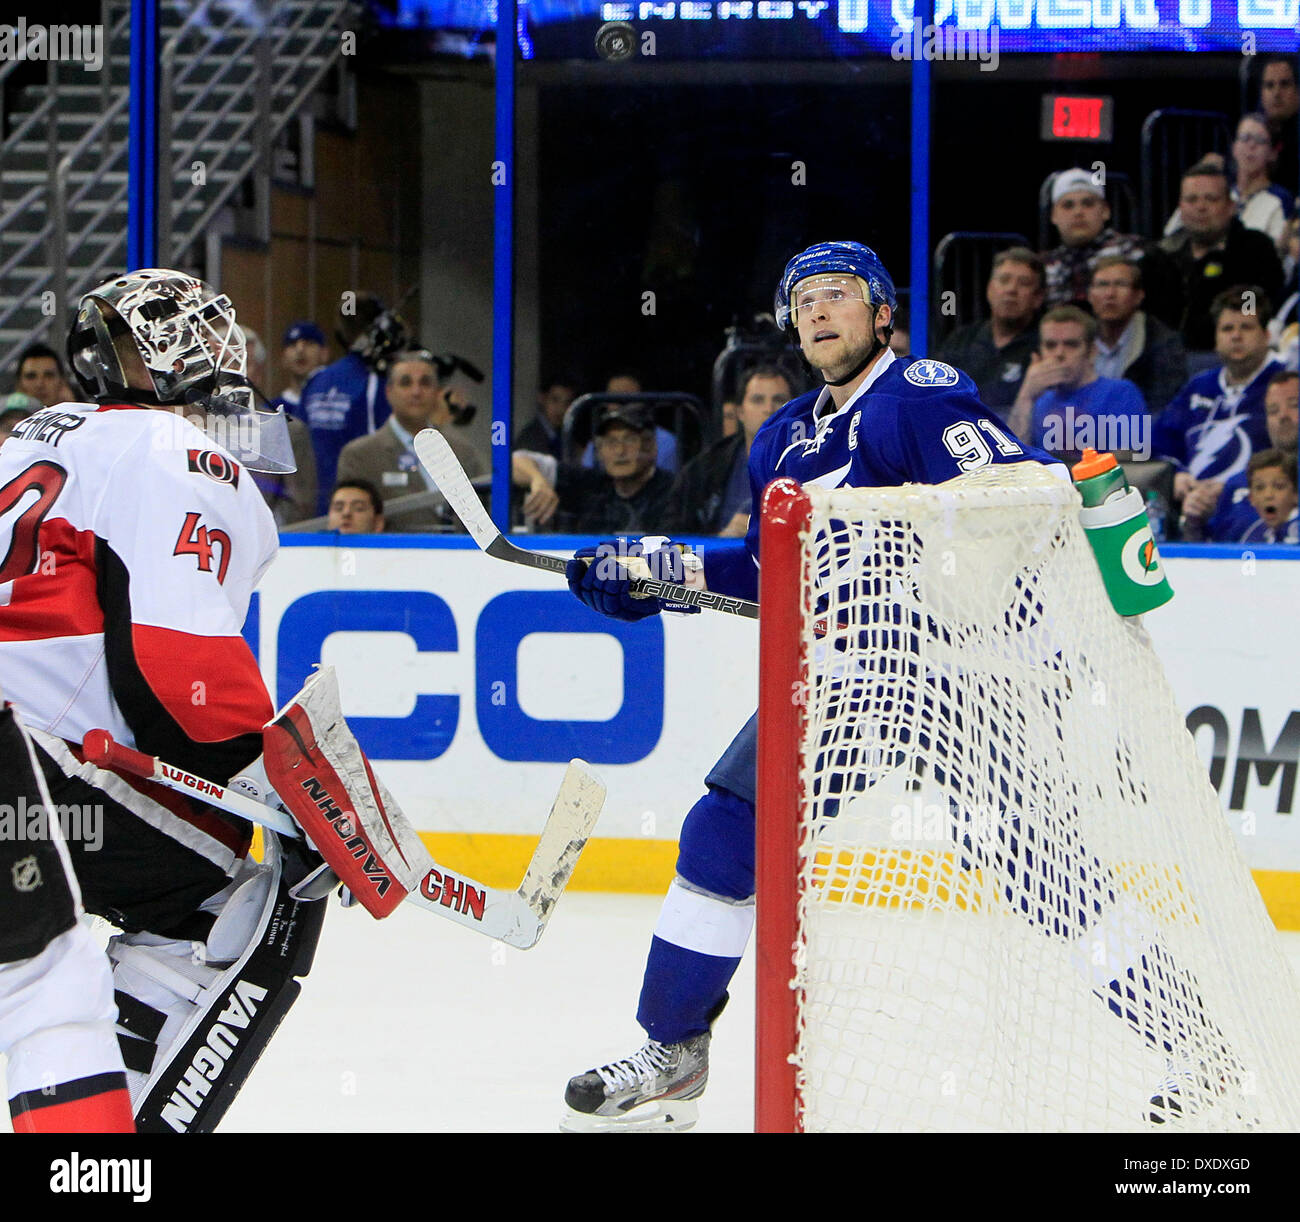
[{"xmin": 754, "ymin": 464, "xmax": 1300, "ymax": 1133}]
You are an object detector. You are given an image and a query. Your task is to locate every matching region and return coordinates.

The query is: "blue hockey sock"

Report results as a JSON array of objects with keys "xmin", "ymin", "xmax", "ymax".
[{"xmin": 636, "ymin": 935, "xmax": 739, "ymax": 1045}]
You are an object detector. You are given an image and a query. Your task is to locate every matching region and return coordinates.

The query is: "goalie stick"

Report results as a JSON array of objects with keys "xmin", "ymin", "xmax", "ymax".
[
  {"xmin": 81, "ymin": 730, "xmax": 604, "ymax": 950},
  {"xmin": 413, "ymin": 427, "xmax": 760, "ymax": 620}
]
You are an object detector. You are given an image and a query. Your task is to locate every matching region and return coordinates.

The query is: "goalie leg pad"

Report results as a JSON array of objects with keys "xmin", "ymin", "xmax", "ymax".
[
  {"xmin": 263, "ymin": 667, "xmax": 433, "ymax": 918},
  {"xmin": 112, "ymin": 836, "xmax": 326, "ymax": 1133}
]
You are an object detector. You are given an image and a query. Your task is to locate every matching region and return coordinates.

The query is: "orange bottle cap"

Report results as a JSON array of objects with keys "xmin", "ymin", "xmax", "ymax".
[{"xmin": 1071, "ymin": 448, "xmax": 1118, "ymax": 480}]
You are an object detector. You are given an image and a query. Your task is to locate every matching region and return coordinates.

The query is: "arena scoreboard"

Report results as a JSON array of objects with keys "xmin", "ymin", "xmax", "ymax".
[{"xmin": 378, "ymin": 0, "xmax": 1300, "ymax": 56}]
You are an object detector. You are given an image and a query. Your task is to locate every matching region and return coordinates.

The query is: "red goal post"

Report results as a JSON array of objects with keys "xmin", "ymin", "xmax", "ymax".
[{"xmin": 755, "ymin": 477, "xmax": 808, "ymax": 1133}]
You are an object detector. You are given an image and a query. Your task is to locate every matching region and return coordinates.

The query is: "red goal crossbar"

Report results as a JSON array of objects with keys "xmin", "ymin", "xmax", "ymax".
[{"xmin": 755, "ymin": 477, "xmax": 811, "ymax": 1134}]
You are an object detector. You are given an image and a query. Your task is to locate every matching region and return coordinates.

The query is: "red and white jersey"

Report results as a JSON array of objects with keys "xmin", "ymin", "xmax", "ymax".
[{"xmin": 0, "ymin": 402, "xmax": 276, "ymax": 782}]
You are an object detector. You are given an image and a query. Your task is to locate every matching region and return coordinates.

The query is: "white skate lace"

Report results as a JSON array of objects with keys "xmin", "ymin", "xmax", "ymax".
[{"xmin": 596, "ymin": 1041, "xmax": 675, "ymax": 1092}]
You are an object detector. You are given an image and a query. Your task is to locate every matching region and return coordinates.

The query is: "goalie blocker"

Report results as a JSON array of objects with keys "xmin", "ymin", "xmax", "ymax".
[{"xmin": 263, "ymin": 668, "xmax": 436, "ymax": 919}]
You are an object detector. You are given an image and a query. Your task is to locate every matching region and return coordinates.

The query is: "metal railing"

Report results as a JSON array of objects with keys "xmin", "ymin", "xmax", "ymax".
[
  {"xmin": 158, "ymin": 0, "xmax": 353, "ymax": 264},
  {"xmin": 1140, "ymin": 108, "xmax": 1232, "ymax": 239},
  {"xmin": 0, "ymin": 0, "xmax": 352, "ymax": 370},
  {"xmin": 930, "ymin": 231, "xmax": 1031, "ymax": 346}
]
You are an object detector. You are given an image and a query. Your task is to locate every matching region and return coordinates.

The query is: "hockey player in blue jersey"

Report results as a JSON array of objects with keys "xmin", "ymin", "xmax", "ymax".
[{"xmin": 560, "ymin": 241, "xmax": 1068, "ymax": 1131}]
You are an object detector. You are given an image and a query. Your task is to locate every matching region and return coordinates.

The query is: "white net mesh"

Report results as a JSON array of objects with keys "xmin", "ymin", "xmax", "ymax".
[{"xmin": 788, "ymin": 462, "xmax": 1300, "ymax": 1132}]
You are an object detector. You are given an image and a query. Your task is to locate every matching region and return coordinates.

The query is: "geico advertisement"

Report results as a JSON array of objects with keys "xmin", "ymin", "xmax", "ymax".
[
  {"xmin": 248, "ymin": 539, "xmax": 758, "ymax": 840},
  {"xmin": 249, "ymin": 541, "xmax": 1299, "ymax": 867}
]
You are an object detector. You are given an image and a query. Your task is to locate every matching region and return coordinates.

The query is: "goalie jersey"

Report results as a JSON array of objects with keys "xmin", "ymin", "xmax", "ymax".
[
  {"xmin": 705, "ymin": 352, "xmax": 1063, "ymax": 601},
  {"xmin": 0, "ymin": 403, "xmax": 276, "ymax": 782}
]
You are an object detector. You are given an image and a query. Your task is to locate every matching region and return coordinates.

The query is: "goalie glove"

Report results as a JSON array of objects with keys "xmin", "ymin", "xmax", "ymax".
[{"xmin": 566, "ymin": 536, "xmax": 704, "ymax": 622}]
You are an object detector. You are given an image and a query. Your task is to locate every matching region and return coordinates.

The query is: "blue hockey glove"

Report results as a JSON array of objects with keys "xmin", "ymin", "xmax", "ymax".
[{"xmin": 566, "ymin": 538, "xmax": 703, "ymax": 622}]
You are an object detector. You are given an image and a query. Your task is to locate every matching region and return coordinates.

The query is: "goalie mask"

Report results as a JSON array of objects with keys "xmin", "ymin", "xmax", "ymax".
[{"xmin": 68, "ymin": 269, "xmax": 295, "ymax": 473}]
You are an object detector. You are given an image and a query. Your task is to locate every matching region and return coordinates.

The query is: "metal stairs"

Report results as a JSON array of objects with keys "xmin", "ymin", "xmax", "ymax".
[{"xmin": 0, "ymin": 0, "xmax": 353, "ymax": 373}]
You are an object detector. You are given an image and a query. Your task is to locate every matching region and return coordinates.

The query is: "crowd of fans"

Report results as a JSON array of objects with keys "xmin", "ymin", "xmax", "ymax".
[
  {"xmin": 931, "ymin": 56, "xmax": 1300, "ymax": 545},
  {"xmin": 0, "ymin": 59, "xmax": 1295, "ymax": 547}
]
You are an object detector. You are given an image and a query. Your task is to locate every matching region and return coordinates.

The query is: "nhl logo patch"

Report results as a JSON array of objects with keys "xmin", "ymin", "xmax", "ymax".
[
  {"xmin": 12, "ymin": 855, "xmax": 41, "ymax": 892},
  {"xmin": 904, "ymin": 359, "xmax": 960, "ymax": 388}
]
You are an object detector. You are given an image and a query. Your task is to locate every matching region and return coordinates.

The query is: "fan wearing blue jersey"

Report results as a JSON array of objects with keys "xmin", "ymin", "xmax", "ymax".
[
  {"xmin": 1191, "ymin": 369, "xmax": 1299, "ymax": 541},
  {"xmin": 1154, "ymin": 286, "xmax": 1284, "ymax": 530},
  {"xmin": 557, "ymin": 241, "xmax": 1076, "ymax": 1132}
]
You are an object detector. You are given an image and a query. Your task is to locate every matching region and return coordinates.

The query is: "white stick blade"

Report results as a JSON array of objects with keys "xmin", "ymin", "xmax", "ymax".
[
  {"xmin": 516, "ymin": 759, "xmax": 606, "ymax": 945},
  {"xmin": 413, "ymin": 428, "xmax": 497, "ymax": 547}
]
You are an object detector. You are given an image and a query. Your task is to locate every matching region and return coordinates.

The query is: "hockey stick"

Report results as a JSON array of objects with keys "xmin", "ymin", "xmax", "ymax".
[
  {"xmin": 81, "ymin": 731, "xmax": 605, "ymax": 950},
  {"xmin": 413, "ymin": 427, "xmax": 760, "ymax": 620}
]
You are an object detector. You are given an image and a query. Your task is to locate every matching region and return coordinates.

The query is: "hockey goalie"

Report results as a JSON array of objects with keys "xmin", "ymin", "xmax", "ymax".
[{"xmin": 0, "ymin": 271, "xmax": 437, "ymax": 1133}]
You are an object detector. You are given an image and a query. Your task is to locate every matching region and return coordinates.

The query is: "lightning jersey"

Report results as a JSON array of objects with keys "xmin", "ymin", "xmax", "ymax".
[
  {"xmin": 0, "ymin": 403, "xmax": 276, "ymax": 783},
  {"xmin": 1152, "ymin": 357, "xmax": 1283, "ymax": 481},
  {"xmin": 703, "ymin": 352, "xmax": 1063, "ymax": 601},
  {"xmin": 1204, "ymin": 472, "xmax": 1259, "ymax": 542},
  {"xmin": 295, "ymin": 353, "xmax": 391, "ymax": 515}
]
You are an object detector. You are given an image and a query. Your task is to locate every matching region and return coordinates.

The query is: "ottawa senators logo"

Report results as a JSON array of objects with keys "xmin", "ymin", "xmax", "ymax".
[{"xmin": 187, "ymin": 449, "xmax": 240, "ymax": 487}]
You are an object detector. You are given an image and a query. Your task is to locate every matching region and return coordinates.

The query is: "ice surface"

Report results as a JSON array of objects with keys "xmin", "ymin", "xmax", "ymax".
[{"xmin": 2, "ymin": 893, "xmax": 1298, "ymax": 1133}]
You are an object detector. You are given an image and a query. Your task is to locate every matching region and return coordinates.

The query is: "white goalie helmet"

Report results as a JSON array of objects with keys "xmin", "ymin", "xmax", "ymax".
[{"xmin": 68, "ymin": 268, "xmax": 295, "ymax": 473}]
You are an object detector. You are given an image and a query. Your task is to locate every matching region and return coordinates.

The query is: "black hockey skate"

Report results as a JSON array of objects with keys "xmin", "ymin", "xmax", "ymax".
[{"xmin": 561, "ymin": 1033, "xmax": 710, "ymax": 1133}]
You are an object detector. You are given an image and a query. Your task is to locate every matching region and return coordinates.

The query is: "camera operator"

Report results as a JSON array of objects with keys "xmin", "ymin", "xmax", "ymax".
[{"xmin": 295, "ymin": 293, "xmax": 408, "ymax": 514}]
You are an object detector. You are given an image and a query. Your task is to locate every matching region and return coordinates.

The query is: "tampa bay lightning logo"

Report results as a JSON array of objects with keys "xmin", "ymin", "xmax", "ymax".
[{"xmin": 903, "ymin": 359, "xmax": 960, "ymax": 388}]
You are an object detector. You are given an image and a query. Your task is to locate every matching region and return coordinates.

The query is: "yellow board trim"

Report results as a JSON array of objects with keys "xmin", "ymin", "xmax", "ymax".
[
  {"xmin": 421, "ymin": 832, "xmax": 679, "ymax": 894},
  {"xmin": 416, "ymin": 833, "xmax": 1300, "ymax": 931}
]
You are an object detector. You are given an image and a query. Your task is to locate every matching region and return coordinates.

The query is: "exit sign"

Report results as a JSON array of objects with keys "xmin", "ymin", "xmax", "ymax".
[{"xmin": 1041, "ymin": 95, "xmax": 1114, "ymax": 142}]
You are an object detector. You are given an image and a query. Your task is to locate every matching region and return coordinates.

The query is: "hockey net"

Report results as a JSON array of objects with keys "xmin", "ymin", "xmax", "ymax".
[{"xmin": 755, "ymin": 462, "xmax": 1300, "ymax": 1132}]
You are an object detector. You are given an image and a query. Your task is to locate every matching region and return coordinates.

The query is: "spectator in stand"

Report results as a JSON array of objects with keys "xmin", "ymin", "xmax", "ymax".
[
  {"xmin": 1158, "ymin": 162, "xmax": 1284, "ymax": 351},
  {"xmin": 1007, "ymin": 305, "xmax": 1147, "ymax": 457},
  {"xmin": 661, "ymin": 365, "xmax": 792, "ymax": 537},
  {"xmin": 1259, "ymin": 56, "xmax": 1299, "ymax": 198},
  {"xmin": 1154, "ymin": 286, "xmax": 1285, "ymax": 528},
  {"xmin": 1227, "ymin": 114, "xmax": 1294, "ymax": 250},
  {"xmin": 581, "ymin": 371, "xmax": 680, "ymax": 475},
  {"xmin": 14, "ymin": 343, "xmax": 73, "ymax": 407},
  {"xmin": 275, "ymin": 321, "xmax": 329, "ymax": 414},
  {"xmin": 514, "ymin": 401, "xmax": 676, "ymax": 534},
  {"xmin": 336, "ymin": 350, "xmax": 486, "ymax": 531},
  {"xmin": 296, "ymin": 293, "xmax": 404, "ymax": 513},
  {"xmin": 1086, "ymin": 257, "xmax": 1187, "ymax": 413},
  {"xmin": 515, "ymin": 375, "xmax": 577, "ymax": 462},
  {"xmin": 936, "ymin": 247, "xmax": 1044, "ymax": 419},
  {"xmin": 1239, "ymin": 447, "xmax": 1298, "ymax": 543},
  {"xmin": 1167, "ymin": 117, "xmax": 1294, "ymax": 250},
  {"xmin": 1190, "ymin": 369, "xmax": 1298, "ymax": 542},
  {"xmin": 1042, "ymin": 170, "xmax": 1145, "ymax": 307},
  {"xmin": 0, "ymin": 393, "xmax": 39, "ymax": 446},
  {"xmin": 239, "ymin": 325, "xmax": 318, "ymax": 526},
  {"xmin": 326, "ymin": 479, "xmax": 386, "ymax": 535}
]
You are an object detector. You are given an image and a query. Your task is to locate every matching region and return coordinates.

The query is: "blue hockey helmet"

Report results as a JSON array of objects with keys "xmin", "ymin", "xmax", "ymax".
[{"xmin": 774, "ymin": 241, "xmax": 897, "ymax": 333}]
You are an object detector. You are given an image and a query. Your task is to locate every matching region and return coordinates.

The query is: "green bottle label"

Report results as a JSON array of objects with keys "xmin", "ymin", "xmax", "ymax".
[{"xmin": 1083, "ymin": 515, "xmax": 1173, "ymax": 616}]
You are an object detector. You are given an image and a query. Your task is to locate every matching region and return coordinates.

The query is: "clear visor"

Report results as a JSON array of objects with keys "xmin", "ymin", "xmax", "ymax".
[
  {"xmin": 185, "ymin": 378, "xmax": 296, "ymax": 474},
  {"xmin": 792, "ymin": 275, "xmax": 866, "ymax": 322}
]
